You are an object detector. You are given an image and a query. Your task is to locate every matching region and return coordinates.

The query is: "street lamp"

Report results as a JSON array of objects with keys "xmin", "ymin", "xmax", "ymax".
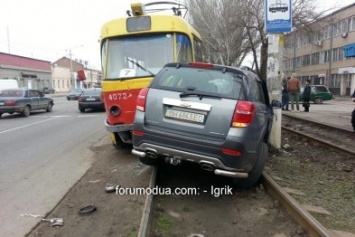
[{"xmin": 67, "ymin": 45, "xmax": 83, "ymax": 89}]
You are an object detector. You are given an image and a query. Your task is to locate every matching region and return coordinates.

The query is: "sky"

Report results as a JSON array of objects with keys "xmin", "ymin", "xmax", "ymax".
[{"xmin": 0, "ymin": 0, "xmax": 354, "ymax": 70}]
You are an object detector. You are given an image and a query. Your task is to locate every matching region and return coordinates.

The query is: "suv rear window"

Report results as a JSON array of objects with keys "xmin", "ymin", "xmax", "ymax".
[{"xmin": 151, "ymin": 67, "xmax": 245, "ymax": 99}]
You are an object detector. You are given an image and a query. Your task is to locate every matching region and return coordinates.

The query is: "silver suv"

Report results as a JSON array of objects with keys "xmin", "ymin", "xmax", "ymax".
[{"xmin": 132, "ymin": 62, "xmax": 279, "ymax": 188}]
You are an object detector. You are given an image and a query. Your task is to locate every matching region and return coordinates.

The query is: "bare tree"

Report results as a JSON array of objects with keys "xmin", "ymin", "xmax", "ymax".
[
  {"xmin": 186, "ymin": 0, "xmax": 332, "ymax": 80},
  {"xmin": 187, "ymin": 0, "xmax": 251, "ymax": 66}
]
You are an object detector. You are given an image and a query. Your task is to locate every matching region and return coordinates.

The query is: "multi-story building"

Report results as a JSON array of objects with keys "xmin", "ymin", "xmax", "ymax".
[{"xmin": 283, "ymin": 3, "xmax": 355, "ymax": 96}]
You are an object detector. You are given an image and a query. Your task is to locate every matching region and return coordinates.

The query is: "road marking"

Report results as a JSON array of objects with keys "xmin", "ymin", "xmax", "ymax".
[
  {"xmin": 0, "ymin": 117, "xmax": 60, "ymax": 134},
  {"xmin": 77, "ymin": 115, "xmax": 100, "ymax": 118},
  {"xmin": 50, "ymin": 115, "xmax": 72, "ymax": 118}
]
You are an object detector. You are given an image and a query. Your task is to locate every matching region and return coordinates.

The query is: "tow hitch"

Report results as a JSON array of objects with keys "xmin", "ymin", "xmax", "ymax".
[{"xmin": 165, "ymin": 156, "xmax": 182, "ymax": 166}]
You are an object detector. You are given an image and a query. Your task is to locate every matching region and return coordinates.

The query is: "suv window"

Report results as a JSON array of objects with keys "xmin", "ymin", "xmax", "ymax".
[
  {"xmin": 152, "ymin": 67, "xmax": 245, "ymax": 100},
  {"xmin": 316, "ymin": 86, "xmax": 328, "ymax": 92},
  {"xmin": 249, "ymin": 78, "xmax": 265, "ymax": 103}
]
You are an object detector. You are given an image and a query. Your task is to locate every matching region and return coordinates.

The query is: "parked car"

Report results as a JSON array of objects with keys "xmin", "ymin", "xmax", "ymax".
[
  {"xmin": 78, "ymin": 88, "xmax": 105, "ymax": 112},
  {"xmin": 0, "ymin": 88, "xmax": 54, "ymax": 117},
  {"xmin": 67, "ymin": 88, "xmax": 83, "ymax": 100},
  {"xmin": 131, "ymin": 62, "xmax": 280, "ymax": 188},
  {"xmin": 42, "ymin": 87, "xmax": 55, "ymax": 94},
  {"xmin": 299, "ymin": 85, "xmax": 333, "ymax": 104}
]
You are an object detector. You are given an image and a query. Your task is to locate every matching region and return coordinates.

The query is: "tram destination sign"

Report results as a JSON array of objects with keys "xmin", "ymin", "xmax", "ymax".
[{"xmin": 265, "ymin": 0, "xmax": 292, "ymax": 33}]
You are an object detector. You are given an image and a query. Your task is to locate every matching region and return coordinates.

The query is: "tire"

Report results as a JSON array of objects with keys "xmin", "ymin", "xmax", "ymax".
[
  {"xmin": 139, "ymin": 156, "xmax": 159, "ymax": 166},
  {"xmin": 314, "ymin": 97, "xmax": 323, "ymax": 104},
  {"xmin": 0, "ymin": 113, "xmax": 2, "ymax": 118},
  {"xmin": 67, "ymin": 97, "xmax": 70, "ymax": 100},
  {"xmin": 22, "ymin": 106, "xmax": 31, "ymax": 117},
  {"xmin": 79, "ymin": 107, "xmax": 85, "ymax": 113},
  {"xmin": 233, "ymin": 142, "xmax": 268, "ymax": 189},
  {"xmin": 46, "ymin": 103, "xmax": 53, "ymax": 112}
]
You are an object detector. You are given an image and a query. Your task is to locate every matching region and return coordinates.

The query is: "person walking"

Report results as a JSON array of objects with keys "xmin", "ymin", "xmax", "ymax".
[
  {"xmin": 303, "ymin": 79, "xmax": 311, "ymax": 112},
  {"xmin": 281, "ymin": 78, "xmax": 289, "ymax": 110},
  {"xmin": 351, "ymin": 89, "xmax": 355, "ymax": 132},
  {"xmin": 287, "ymin": 73, "xmax": 301, "ymax": 111}
]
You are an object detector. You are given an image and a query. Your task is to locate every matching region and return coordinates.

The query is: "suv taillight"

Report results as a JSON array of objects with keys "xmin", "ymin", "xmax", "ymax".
[
  {"xmin": 231, "ymin": 101, "xmax": 255, "ymax": 128},
  {"xmin": 136, "ymin": 88, "xmax": 149, "ymax": 112}
]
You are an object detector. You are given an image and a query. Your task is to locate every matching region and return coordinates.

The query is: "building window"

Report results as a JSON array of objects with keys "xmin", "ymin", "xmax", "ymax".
[
  {"xmin": 329, "ymin": 74, "xmax": 340, "ymax": 88},
  {"xmin": 332, "ymin": 48, "xmax": 338, "ymax": 62},
  {"xmin": 311, "ymin": 53, "xmax": 319, "ymax": 65},
  {"xmin": 302, "ymin": 54, "xmax": 311, "ymax": 66},
  {"xmin": 321, "ymin": 50, "xmax": 330, "ymax": 63},
  {"xmin": 350, "ymin": 16, "xmax": 355, "ymax": 31},
  {"xmin": 342, "ymin": 20, "xmax": 348, "ymax": 33},
  {"xmin": 295, "ymin": 57, "xmax": 302, "ymax": 68}
]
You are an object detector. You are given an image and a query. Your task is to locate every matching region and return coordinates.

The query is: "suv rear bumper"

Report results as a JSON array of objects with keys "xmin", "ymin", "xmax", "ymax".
[
  {"xmin": 104, "ymin": 119, "xmax": 133, "ymax": 132},
  {"xmin": 132, "ymin": 144, "xmax": 249, "ymax": 178}
]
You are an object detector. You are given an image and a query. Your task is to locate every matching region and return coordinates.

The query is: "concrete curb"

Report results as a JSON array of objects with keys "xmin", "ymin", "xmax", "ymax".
[{"xmin": 138, "ymin": 166, "xmax": 157, "ymax": 237}]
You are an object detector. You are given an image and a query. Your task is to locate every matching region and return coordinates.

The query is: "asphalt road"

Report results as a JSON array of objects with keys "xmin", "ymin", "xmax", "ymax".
[{"xmin": 0, "ymin": 95, "xmax": 109, "ymax": 237}]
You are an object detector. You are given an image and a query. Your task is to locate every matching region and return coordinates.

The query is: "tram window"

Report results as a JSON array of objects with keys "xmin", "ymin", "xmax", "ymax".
[
  {"xmin": 194, "ymin": 38, "xmax": 203, "ymax": 62},
  {"xmin": 176, "ymin": 34, "xmax": 192, "ymax": 62}
]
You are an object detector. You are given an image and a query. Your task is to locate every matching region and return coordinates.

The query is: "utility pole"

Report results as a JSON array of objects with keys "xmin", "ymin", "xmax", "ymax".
[{"xmin": 67, "ymin": 45, "xmax": 83, "ymax": 90}]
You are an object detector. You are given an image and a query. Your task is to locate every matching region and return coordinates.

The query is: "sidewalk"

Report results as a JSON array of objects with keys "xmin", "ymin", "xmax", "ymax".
[{"xmin": 282, "ymin": 98, "xmax": 354, "ymax": 131}]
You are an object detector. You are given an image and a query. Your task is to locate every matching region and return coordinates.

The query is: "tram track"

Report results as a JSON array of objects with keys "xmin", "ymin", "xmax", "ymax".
[
  {"xmin": 136, "ymin": 164, "xmax": 333, "ymax": 237},
  {"xmin": 281, "ymin": 113, "xmax": 355, "ymax": 156}
]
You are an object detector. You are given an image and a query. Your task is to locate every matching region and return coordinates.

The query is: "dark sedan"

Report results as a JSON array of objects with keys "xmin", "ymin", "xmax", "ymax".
[
  {"xmin": 42, "ymin": 87, "xmax": 55, "ymax": 94},
  {"xmin": 78, "ymin": 88, "xmax": 105, "ymax": 112},
  {"xmin": 0, "ymin": 89, "xmax": 54, "ymax": 117},
  {"xmin": 67, "ymin": 88, "xmax": 83, "ymax": 100}
]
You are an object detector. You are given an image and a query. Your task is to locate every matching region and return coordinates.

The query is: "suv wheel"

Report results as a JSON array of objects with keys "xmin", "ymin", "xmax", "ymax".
[
  {"xmin": 314, "ymin": 97, "xmax": 323, "ymax": 104},
  {"xmin": 233, "ymin": 142, "xmax": 268, "ymax": 189}
]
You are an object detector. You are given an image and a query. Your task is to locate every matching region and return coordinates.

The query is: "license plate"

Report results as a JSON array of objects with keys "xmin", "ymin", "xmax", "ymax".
[
  {"xmin": 165, "ymin": 108, "xmax": 204, "ymax": 123},
  {"xmin": 86, "ymin": 98, "xmax": 96, "ymax": 101},
  {"xmin": 0, "ymin": 102, "xmax": 4, "ymax": 105}
]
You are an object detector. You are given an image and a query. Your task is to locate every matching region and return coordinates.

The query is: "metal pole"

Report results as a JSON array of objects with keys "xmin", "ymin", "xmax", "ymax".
[
  {"xmin": 328, "ymin": 19, "xmax": 334, "ymax": 88},
  {"xmin": 67, "ymin": 45, "xmax": 83, "ymax": 90},
  {"xmin": 293, "ymin": 29, "xmax": 296, "ymax": 73},
  {"xmin": 69, "ymin": 49, "xmax": 74, "ymax": 89}
]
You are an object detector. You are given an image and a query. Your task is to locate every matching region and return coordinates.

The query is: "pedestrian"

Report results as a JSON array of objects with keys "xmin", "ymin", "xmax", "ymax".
[
  {"xmin": 281, "ymin": 78, "xmax": 289, "ymax": 110},
  {"xmin": 351, "ymin": 89, "xmax": 355, "ymax": 132},
  {"xmin": 303, "ymin": 79, "xmax": 311, "ymax": 112},
  {"xmin": 287, "ymin": 73, "xmax": 301, "ymax": 111}
]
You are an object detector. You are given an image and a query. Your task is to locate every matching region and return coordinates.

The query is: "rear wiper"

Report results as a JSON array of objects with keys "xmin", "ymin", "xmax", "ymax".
[
  {"xmin": 126, "ymin": 58, "xmax": 155, "ymax": 76},
  {"xmin": 180, "ymin": 92, "xmax": 221, "ymax": 100}
]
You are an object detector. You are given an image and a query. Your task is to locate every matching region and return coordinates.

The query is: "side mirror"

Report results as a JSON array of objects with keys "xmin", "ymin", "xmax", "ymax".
[{"xmin": 271, "ymin": 100, "xmax": 281, "ymax": 108}]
